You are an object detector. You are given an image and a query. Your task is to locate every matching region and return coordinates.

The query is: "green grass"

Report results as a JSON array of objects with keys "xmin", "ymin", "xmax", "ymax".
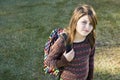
[
  {"xmin": 95, "ymin": 47, "xmax": 120, "ymax": 80},
  {"xmin": 0, "ymin": 0, "xmax": 120, "ymax": 80}
]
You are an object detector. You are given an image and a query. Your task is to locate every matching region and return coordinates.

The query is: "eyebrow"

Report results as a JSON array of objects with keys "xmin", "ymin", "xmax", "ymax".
[
  {"xmin": 81, "ymin": 19, "xmax": 89, "ymax": 22},
  {"xmin": 81, "ymin": 19, "xmax": 91, "ymax": 24}
]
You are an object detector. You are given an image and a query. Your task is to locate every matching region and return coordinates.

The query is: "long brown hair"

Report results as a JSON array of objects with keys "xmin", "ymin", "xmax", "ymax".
[{"xmin": 64, "ymin": 4, "xmax": 97, "ymax": 48}]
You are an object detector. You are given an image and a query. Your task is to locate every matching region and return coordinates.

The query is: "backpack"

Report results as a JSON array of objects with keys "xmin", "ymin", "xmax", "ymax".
[{"xmin": 44, "ymin": 28, "xmax": 67, "ymax": 76}]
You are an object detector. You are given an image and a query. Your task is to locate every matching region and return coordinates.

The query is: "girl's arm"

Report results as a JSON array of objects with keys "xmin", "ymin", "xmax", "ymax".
[
  {"xmin": 87, "ymin": 47, "xmax": 95, "ymax": 80},
  {"xmin": 56, "ymin": 48, "xmax": 74, "ymax": 68},
  {"xmin": 45, "ymin": 36, "xmax": 69, "ymax": 69}
]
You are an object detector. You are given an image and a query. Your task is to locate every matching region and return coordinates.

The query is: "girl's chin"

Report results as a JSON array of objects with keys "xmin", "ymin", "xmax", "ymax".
[{"xmin": 80, "ymin": 33, "xmax": 89, "ymax": 37}]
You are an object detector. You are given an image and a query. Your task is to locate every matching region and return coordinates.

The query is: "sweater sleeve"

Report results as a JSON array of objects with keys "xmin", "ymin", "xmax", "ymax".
[
  {"xmin": 44, "ymin": 36, "xmax": 69, "ymax": 69},
  {"xmin": 87, "ymin": 46, "xmax": 95, "ymax": 80},
  {"xmin": 56, "ymin": 54, "xmax": 69, "ymax": 68}
]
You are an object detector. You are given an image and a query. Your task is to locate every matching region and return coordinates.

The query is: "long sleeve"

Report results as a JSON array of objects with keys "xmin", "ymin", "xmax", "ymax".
[
  {"xmin": 56, "ymin": 54, "xmax": 69, "ymax": 68},
  {"xmin": 87, "ymin": 47, "xmax": 95, "ymax": 80},
  {"xmin": 44, "ymin": 36, "xmax": 69, "ymax": 69}
]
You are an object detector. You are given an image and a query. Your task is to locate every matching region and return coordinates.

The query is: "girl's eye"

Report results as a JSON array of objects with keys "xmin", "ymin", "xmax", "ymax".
[
  {"xmin": 89, "ymin": 23, "xmax": 92, "ymax": 26},
  {"xmin": 82, "ymin": 21, "xmax": 87, "ymax": 24}
]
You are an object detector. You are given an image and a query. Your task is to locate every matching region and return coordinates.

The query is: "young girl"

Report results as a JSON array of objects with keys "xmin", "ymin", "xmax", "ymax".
[{"xmin": 45, "ymin": 4, "xmax": 97, "ymax": 80}]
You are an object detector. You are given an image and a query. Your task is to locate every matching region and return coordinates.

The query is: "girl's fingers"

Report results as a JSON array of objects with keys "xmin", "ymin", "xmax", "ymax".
[{"xmin": 63, "ymin": 49, "xmax": 75, "ymax": 62}]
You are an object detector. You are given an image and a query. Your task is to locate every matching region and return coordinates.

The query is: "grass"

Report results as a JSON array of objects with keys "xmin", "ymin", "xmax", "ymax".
[
  {"xmin": 95, "ymin": 47, "xmax": 120, "ymax": 80},
  {"xmin": 0, "ymin": 0, "xmax": 120, "ymax": 80}
]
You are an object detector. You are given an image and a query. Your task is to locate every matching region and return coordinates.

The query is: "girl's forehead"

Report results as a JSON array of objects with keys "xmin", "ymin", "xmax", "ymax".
[{"xmin": 78, "ymin": 15, "xmax": 90, "ymax": 22}]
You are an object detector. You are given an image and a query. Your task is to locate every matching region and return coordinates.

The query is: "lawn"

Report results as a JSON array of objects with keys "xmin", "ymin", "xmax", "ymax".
[{"xmin": 0, "ymin": 0, "xmax": 120, "ymax": 80}]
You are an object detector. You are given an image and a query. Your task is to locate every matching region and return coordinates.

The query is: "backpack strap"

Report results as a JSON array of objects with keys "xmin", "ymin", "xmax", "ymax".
[{"xmin": 59, "ymin": 33, "xmax": 68, "ymax": 41}]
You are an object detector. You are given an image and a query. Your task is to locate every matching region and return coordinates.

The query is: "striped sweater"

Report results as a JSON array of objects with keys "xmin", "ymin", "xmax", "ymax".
[{"xmin": 45, "ymin": 36, "xmax": 95, "ymax": 80}]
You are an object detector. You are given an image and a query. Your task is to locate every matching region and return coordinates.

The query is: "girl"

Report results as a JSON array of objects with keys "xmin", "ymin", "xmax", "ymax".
[{"xmin": 45, "ymin": 4, "xmax": 97, "ymax": 80}]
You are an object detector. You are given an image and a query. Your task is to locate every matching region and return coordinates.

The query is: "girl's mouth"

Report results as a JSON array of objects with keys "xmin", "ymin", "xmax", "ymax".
[{"xmin": 84, "ymin": 30, "xmax": 89, "ymax": 32}]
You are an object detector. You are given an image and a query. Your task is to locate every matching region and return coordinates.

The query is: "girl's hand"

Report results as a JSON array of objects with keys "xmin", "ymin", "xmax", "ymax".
[{"xmin": 63, "ymin": 49, "xmax": 75, "ymax": 62}]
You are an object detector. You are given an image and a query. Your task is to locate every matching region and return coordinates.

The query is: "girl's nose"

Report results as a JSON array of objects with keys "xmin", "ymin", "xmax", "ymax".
[{"xmin": 85, "ymin": 23, "xmax": 90, "ymax": 30}]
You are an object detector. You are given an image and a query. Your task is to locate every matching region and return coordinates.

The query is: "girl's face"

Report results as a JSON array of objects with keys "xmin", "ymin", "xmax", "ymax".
[{"xmin": 76, "ymin": 15, "xmax": 93, "ymax": 37}]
